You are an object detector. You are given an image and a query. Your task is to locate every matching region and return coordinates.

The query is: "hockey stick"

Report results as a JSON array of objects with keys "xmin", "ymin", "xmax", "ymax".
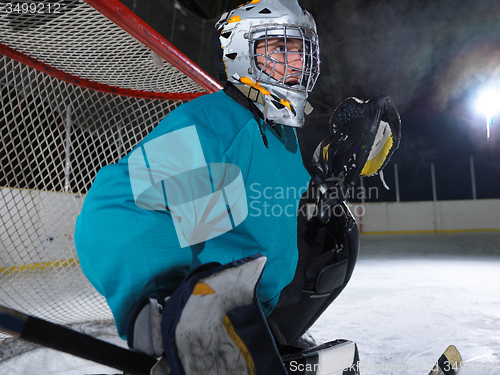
[
  {"xmin": 0, "ymin": 305, "xmax": 157, "ymax": 375},
  {"xmin": 1, "ymin": 304, "xmax": 358, "ymax": 375}
]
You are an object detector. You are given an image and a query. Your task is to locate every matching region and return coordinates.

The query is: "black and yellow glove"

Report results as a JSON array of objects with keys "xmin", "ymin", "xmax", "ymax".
[{"xmin": 310, "ymin": 96, "xmax": 401, "ymax": 223}]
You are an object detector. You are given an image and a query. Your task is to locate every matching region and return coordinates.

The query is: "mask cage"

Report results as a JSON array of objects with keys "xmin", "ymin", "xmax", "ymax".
[{"xmin": 248, "ymin": 25, "xmax": 320, "ymax": 93}]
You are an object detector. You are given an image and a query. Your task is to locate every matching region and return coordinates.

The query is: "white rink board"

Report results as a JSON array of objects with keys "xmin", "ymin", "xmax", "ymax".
[
  {"xmin": 0, "ymin": 187, "xmax": 85, "ymax": 267},
  {"xmin": 351, "ymin": 199, "xmax": 500, "ymax": 234}
]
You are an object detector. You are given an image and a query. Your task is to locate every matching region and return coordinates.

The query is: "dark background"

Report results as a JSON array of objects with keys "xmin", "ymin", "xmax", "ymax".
[{"xmin": 121, "ymin": 0, "xmax": 500, "ymax": 202}]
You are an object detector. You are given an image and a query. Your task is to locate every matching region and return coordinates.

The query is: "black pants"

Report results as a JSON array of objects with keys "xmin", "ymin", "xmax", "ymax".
[{"xmin": 267, "ymin": 199, "xmax": 359, "ymax": 346}]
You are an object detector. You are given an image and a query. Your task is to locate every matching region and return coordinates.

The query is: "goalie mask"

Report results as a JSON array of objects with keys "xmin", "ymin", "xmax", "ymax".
[{"xmin": 212, "ymin": 0, "xmax": 320, "ymax": 128}]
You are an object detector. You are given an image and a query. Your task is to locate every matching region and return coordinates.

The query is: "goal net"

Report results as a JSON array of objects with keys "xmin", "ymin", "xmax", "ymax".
[{"xmin": 0, "ymin": 0, "xmax": 220, "ymax": 339}]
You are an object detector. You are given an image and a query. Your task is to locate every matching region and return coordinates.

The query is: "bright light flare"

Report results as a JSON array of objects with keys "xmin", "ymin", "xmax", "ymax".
[{"xmin": 474, "ymin": 88, "xmax": 500, "ymax": 139}]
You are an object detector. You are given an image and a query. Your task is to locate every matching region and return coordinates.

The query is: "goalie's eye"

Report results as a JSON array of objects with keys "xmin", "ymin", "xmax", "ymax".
[
  {"xmin": 271, "ymin": 45, "xmax": 286, "ymax": 53},
  {"xmin": 265, "ymin": 40, "xmax": 286, "ymax": 54},
  {"xmin": 267, "ymin": 38, "xmax": 303, "ymax": 54}
]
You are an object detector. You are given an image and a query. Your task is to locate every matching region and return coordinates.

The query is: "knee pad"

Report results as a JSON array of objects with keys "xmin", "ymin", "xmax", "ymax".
[{"xmin": 268, "ymin": 202, "xmax": 359, "ymax": 346}]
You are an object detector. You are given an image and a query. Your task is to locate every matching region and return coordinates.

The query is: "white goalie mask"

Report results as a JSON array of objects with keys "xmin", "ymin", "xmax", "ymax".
[{"xmin": 213, "ymin": 0, "xmax": 320, "ymax": 128}]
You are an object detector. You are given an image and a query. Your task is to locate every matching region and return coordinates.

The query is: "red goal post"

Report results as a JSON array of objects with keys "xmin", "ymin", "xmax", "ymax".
[
  {"xmin": 86, "ymin": 0, "xmax": 221, "ymax": 95},
  {"xmin": 0, "ymin": 0, "xmax": 221, "ymax": 99},
  {"xmin": 0, "ymin": 0, "xmax": 221, "ymax": 337}
]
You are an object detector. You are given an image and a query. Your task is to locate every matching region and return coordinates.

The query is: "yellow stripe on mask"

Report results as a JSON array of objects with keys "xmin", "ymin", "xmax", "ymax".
[
  {"xmin": 238, "ymin": 0, "xmax": 261, "ymax": 6},
  {"xmin": 240, "ymin": 76, "xmax": 271, "ymax": 96},
  {"xmin": 280, "ymin": 98, "xmax": 292, "ymax": 111},
  {"xmin": 228, "ymin": 15, "xmax": 241, "ymax": 23}
]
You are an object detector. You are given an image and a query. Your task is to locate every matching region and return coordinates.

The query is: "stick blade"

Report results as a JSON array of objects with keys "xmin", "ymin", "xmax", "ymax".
[{"xmin": 428, "ymin": 345, "xmax": 462, "ymax": 375}]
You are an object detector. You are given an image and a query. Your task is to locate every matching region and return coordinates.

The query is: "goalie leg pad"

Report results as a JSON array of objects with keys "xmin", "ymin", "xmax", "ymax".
[
  {"xmin": 268, "ymin": 202, "xmax": 359, "ymax": 346},
  {"xmin": 161, "ymin": 255, "xmax": 287, "ymax": 375},
  {"xmin": 282, "ymin": 340, "xmax": 360, "ymax": 375},
  {"xmin": 127, "ymin": 295, "xmax": 165, "ymax": 358}
]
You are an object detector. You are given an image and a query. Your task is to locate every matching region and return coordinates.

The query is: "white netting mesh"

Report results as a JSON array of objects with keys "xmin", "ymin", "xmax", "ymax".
[
  {"xmin": 0, "ymin": 0, "xmax": 210, "ymax": 339},
  {"xmin": 0, "ymin": 0, "xmax": 205, "ymax": 94},
  {"xmin": 0, "ymin": 54, "xmax": 182, "ymax": 338}
]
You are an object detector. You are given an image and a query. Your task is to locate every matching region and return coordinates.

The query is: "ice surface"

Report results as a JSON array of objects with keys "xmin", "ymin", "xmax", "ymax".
[
  {"xmin": 309, "ymin": 233, "xmax": 500, "ymax": 375},
  {"xmin": 0, "ymin": 232, "xmax": 499, "ymax": 374}
]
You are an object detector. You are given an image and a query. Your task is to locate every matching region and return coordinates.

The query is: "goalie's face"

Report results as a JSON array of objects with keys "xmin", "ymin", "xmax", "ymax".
[{"xmin": 255, "ymin": 37, "xmax": 304, "ymax": 86}]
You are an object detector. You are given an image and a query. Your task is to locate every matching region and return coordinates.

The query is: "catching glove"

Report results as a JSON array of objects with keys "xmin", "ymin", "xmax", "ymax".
[{"xmin": 310, "ymin": 96, "xmax": 401, "ymax": 223}]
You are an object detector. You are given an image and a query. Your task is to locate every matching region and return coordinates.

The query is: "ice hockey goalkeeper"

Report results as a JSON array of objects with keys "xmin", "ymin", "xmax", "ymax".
[{"xmin": 75, "ymin": 0, "xmax": 401, "ymax": 373}]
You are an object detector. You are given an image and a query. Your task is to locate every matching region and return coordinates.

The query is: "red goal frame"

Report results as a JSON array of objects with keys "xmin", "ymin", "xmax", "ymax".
[{"xmin": 0, "ymin": 0, "xmax": 222, "ymax": 101}]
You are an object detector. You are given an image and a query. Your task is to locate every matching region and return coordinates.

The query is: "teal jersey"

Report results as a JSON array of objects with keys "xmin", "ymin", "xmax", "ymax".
[{"xmin": 75, "ymin": 90, "xmax": 310, "ymax": 337}]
